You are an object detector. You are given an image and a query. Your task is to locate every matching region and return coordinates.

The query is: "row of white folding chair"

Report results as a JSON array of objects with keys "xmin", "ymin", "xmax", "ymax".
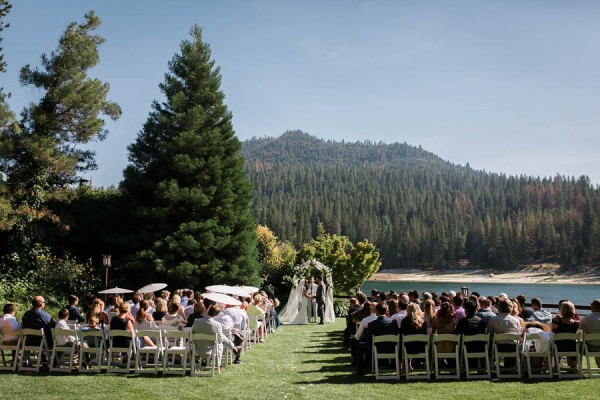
[
  {"xmin": 0, "ymin": 329, "xmax": 51, "ymax": 373},
  {"xmin": 371, "ymin": 333, "xmax": 482, "ymax": 381}
]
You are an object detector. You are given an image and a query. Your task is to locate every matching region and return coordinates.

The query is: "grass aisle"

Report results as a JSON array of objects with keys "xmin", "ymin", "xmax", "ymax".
[{"xmin": 0, "ymin": 319, "xmax": 598, "ymax": 399}]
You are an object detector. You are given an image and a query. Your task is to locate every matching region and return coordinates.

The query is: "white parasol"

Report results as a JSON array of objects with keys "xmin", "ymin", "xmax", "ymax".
[
  {"xmin": 241, "ymin": 285, "xmax": 260, "ymax": 295},
  {"xmin": 202, "ymin": 292, "xmax": 242, "ymax": 306},
  {"xmin": 137, "ymin": 283, "xmax": 168, "ymax": 294},
  {"xmin": 205, "ymin": 284, "xmax": 252, "ymax": 298},
  {"xmin": 98, "ymin": 287, "xmax": 133, "ymax": 294}
]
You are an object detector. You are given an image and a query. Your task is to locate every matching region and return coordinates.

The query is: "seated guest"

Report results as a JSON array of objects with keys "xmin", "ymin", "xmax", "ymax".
[
  {"xmin": 66, "ymin": 295, "xmax": 84, "ymax": 323},
  {"xmin": 510, "ymin": 299, "xmax": 527, "ymax": 332},
  {"xmin": 152, "ymin": 298, "xmax": 168, "ymax": 321},
  {"xmin": 516, "ymin": 294, "xmax": 533, "ymax": 321},
  {"xmin": 192, "ymin": 305, "xmax": 241, "ymax": 369},
  {"xmin": 343, "ymin": 297, "xmax": 360, "ymax": 349},
  {"xmin": 400, "ymin": 302, "xmax": 428, "ymax": 357},
  {"xmin": 85, "ymin": 298, "xmax": 109, "ymax": 326},
  {"xmin": 21, "ymin": 296, "xmax": 55, "ymax": 348},
  {"xmin": 432, "ymin": 302, "xmax": 457, "ymax": 354},
  {"xmin": 580, "ymin": 299, "xmax": 600, "ymax": 367},
  {"xmin": 0, "ymin": 303, "xmax": 20, "ymax": 345},
  {"xmin": 552, "ymin": 301, "xmax": 579, "ymax": 345},
  {"xmin": 355, "ymin": 302, "xmax": 377, "ymax": 341},
  {"xmin": 129, "ymin": 292, "xmax": 142, "ymax": 318},
  {"xmin": 163, "ymin": 302, "xmax": 187, "ymax": 327},
  {"xmin": 391, "ymin": 296, "xmax": 409, "ymax": 327},
  {"xmin": 530, "ymin": 297, "xmax": 552, "ymax": 325},
  {"xmin": 221, "ymin": 303, "xmax": 248, "ymax": 332},
  {"xmin": 453, "ymin": 295, "xmax": 465, "ymax": 322},
  {"xmin": 476, "ymin": 297, "xmax": 496, "ymax": 329},
  {"xmin": 186, "ymin": 302, "xmax": 206, "ymax": 328},
  {"xmin": 487, "ymin": 298, "xmax": 522, "ymax": 366},
  {"xmin": 134, "ymin": 300, "xmax": 155, "ymax": 329},
  {"xmin": 247, "ymin": 294, "xmax": 266, "ymax": 343},
  {"xmin": 216, "ymin": 305, "xmax": 244, "ymax": 364},
  {"xmin": 423, "ymin": 299, "xmax": 436, "ymax": 334},
  {"xmin": 357, "ymin": 302, "xmax": 399, "ymax": 374},
  {"xmin": 109, "ymin": 302, "xmax": 134, "ymax": 350},
  {"xmin": 184, "ymin": 298, "xmax": 196, "ymax": 319},
  {"xmin": 55, "ymin": 308, "xmax": 77, "ymax": 347},
  {"xmin": 456, "ymin": 300, "xmax": 486, "ymax": 354}
]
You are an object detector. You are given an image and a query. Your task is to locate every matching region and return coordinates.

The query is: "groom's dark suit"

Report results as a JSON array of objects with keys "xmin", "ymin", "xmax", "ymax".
[{"xmin": 316, "ymin": 281, "xmax": 325, "ymax": 324}]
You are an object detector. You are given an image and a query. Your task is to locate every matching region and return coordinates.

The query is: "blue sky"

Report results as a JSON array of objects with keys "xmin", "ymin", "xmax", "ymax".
[{"xmin": 2, "ymin": 1, "xmax": 599, "ymax": 187}]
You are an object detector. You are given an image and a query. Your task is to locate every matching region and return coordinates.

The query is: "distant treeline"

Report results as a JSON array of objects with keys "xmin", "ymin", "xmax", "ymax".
[{"xmin": 242, "ymin": 131, "xmax": 600, "ymax": 270}]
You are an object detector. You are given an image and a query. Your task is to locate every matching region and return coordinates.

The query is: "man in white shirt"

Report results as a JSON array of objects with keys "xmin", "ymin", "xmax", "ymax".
[
  {"xmin": 391, "ymin": 296, "xmax": 409, "ymax": 327},
  {"xmin": 0, "ymin": 304, "xmax": 20, "ymax": 345},
  {"xmin": 354, "ymin": 303, "xmax": 377, "ymax": 341}
]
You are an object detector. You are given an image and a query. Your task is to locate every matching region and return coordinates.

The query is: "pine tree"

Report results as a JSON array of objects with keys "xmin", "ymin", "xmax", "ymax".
[
  {"xmin": 122, "ymin": 26, "xmax": 259, "ymax": 287},
  {"xmin": 0, "ymin": 11, "xmax": 120, "ymax": 238}
]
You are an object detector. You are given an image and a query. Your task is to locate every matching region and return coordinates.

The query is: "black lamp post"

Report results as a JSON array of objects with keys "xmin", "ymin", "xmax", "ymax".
[{"xmin": 102, "ymin": 254, "xmax": 112, "ymax": 291}]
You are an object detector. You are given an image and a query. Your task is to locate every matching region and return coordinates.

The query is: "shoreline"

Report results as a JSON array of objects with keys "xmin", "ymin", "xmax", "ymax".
[{"xmin": 372, "ymin": 265, "xmax": 600, "ymax": 285}]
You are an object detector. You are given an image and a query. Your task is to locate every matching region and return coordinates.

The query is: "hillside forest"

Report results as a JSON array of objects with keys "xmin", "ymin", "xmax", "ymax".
[{"xmin": 243, "ymin": 131, "xmax": 600, "ymax": 271}]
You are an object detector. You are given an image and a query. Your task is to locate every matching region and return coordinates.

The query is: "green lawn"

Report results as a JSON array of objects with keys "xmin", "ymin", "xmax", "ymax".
[{"xmin": 0, "ymin": 319, "xmax": 598, "ymax": 400}]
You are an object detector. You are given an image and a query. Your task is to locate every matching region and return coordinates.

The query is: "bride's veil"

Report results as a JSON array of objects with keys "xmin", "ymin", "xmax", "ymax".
[{"xmin": 278, "ymin": 275, "xmax": 304, "ymax": 322}]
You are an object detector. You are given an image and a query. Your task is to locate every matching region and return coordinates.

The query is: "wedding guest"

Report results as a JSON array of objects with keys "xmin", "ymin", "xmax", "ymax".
[
  {"xmin": 55, "ymin": 309, "xmax": 77, "ymax": 346},
  {"xmin": 0, "ymin": 304, "xmax": 20, "ymax": 345},
  {"xmin": 185, "ymin": 301, "xmax": 206, "ymax": 327},
  {"xmin": 109, "ymin": 302, "xmax": 134, "ymax": 349},
  {"xmin": 66, "ymin": 295, "xmax": 84, "ymax": 323},
  {"xmin": 400, "ymin": 303, "xmax": 428, "ymax": 356},
  {"xmin": 580, "ymin": 299, "xmax": 600, "ymax": 367},
  {"xmin": 530, "ymin": 297, "xmax": 552, "ymax": 325},
  {"xmin": 86, "ymin": 298, "xmax": 109, "ymax": 326},
  {"xmin": 476, "ymin": 297, "xmax": 496, "ymax": 329},
  {"xmin": 21, "ymin": 296, "xmax": 55, "ymax": 347}
]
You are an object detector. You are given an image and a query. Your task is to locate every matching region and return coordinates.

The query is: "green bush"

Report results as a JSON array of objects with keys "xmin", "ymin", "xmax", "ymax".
[{"xmin": 333, "ymin": 297, "xmax": 349, "ymax": 318}]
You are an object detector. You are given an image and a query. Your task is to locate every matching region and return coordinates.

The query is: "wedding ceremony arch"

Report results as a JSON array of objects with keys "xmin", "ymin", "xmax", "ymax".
[{"xmin": 279, "ymin": 259, "xmax": 335, "ymax": 323}]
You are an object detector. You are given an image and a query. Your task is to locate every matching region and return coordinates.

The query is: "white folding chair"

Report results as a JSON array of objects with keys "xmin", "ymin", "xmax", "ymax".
[
  {"xmin": 79, "ymin": 329, "xmax": 105, "ymax": 373},
  {"xmin": 522, "ymin": 332, "xmax": 553, "ymax": 378},
  {"xmin": 249, "ymin": 315, "xmax": 261, "ymax": 344},
  {"xmin": 433, "ymin": 333, "xmax": 461, "ymax": 380},
  {"xmin": 66, "ymin": 320, "xmax": 80, "ymax": 330},
  {"xmin": 492, "ymin": 333, "xmax": 522, "ymax": 379},
  {"xmin": 18, "ymin": 328, "xmax": 50, "ymax": 373},
  {"xmin": 135, "ymin": 329, "xmax": 163, "ymax": 374},
  {"xmin": 0, "ymin": 331, "xmax": 21, "ymax": 372},
  {"xmin": 553, "ymin": 332, "xmax": 582, "ymax": 378},
  {"xmin": 107, "ymin": 330, "xmax": 136, "ymax": 373},
  {"xmin": 583, "ymin": 332, "xmax": 600, "ymax": 378},
  {"xmin": 162, "ymin": 330, "xmax": 190, "ymax": 375},
  {"xmin": 190, "ymin": 333, "xmax": 219, "ymax": 377},
  {"xmin": 462, "ymin": 333, "xmax": 491, "ymax": 380},
  {"xmin": 372, "ymin": 334, "xmax": 400, "ymax": 380},
  {"xmin": 402, "ymin": 334, "xmax": 431, "ymax": 380},
  {"xmin": 50, "ymin": 327, "xmax": 78, "ymax": 373}
]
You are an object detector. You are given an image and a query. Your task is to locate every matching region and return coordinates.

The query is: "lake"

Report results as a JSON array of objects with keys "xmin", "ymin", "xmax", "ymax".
[{"xmin": 361, "ymin": 280, "xmax": 599, "ymax": 308}]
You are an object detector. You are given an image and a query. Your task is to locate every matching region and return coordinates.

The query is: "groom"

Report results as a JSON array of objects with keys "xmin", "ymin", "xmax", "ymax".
[{"xmin": 316, "ymin": 276, "xmax": 325, "ymax": 324}]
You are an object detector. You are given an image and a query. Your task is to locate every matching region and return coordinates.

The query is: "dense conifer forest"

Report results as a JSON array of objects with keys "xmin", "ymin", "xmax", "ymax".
[{"xmin": 242, "ymin": 131, "xmax": 600, "ymax": 270}]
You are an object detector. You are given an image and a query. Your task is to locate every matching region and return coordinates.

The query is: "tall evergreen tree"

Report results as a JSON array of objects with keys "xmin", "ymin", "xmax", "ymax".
[
  {"xmin": 122, "ymin": 26, "xmax": 259, "ymax": 287},
  {"xmin": 0, "ymin": 11, "xmax": 120, "ymax": 244}
]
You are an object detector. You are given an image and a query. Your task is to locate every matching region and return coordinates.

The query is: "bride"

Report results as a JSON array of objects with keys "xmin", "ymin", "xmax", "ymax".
[{"xmin": 289, "ymin": 280, "xmax": 310, "ymax": 325}]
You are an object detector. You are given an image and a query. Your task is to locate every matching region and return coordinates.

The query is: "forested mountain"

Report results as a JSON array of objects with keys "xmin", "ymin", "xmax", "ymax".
[{"xmin": 242, "ymin": 131, "xmax": 600, "ymax": 270}]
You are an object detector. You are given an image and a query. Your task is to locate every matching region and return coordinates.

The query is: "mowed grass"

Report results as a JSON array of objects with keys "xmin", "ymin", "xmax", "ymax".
[{"xmin": 1, "ymin": 319, "xmax": 599, "ymax": 400}]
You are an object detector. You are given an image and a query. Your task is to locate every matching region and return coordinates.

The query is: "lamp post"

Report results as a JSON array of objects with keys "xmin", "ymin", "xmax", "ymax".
[{"xmin": 103, "ymin": 254, "xmax": 112, "ymax": 291}]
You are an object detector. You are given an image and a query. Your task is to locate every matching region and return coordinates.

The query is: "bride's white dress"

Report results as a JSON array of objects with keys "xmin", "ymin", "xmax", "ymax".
[{"xmin": 290, "ymin": 297, "xmax": 309, "ymax": 325}]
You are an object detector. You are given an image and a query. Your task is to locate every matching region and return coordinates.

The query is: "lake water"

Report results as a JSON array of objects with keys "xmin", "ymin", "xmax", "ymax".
[{"xmin": 361, "ymin": 280, "xmax": 599, "ymax": 308}]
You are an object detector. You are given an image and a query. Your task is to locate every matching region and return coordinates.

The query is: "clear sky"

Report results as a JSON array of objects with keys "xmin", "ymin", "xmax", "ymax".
[{"xmin": 2, "ymin": 1, "xmax": 599, "ymax": 187}]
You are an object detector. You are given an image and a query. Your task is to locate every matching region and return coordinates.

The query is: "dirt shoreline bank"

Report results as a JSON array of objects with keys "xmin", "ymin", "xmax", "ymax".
[{"xmin": 372, "ymin": 265, "xmax": 600, "ymax": 285}]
